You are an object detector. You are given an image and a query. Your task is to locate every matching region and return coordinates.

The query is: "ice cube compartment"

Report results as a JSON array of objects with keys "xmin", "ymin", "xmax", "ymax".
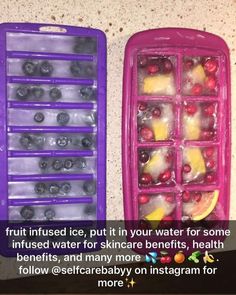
[{"xmin": 123, "ymin": 29, "xmax": 230, "ymax": 227}]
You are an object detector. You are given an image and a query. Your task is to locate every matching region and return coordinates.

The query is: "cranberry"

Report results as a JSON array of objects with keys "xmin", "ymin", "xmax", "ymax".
[
  {"xmin": 160, "ymin": 256, "xmax": 167, "ymax": 264},
  {"xmin": 140, "ymin": 127, "xmax": 154, "ymax": 141},
  {"xmin": 147, "ymin": 64, "xmax": 159, "ymax": 74},
  {"xmin": 203, "ymin": 104, "xmax": 215, "ymax": 116},
  {"xmin": 185, "ymin": 103, "xmax": 198, "ymax": 115},
  {"xmin": 206, "ymin": 159, "xmax": 215, "ymax": 169},
  {"xmin": 138, "ymin": 55, "xmax": 148, "ymax": 67},
  {"xmin": 191, "ymin": 83, "xmax": 203, "ymax": 95},
  {"xmin": 165, "ymin": 152, "xmax": 173, "ymax": 163},
  {"xmin": 183, "ymin": 164, "xmax": 191, "ymax": 173},
  {"xmin": 139, "ymin": 151, "xmax": 150, "ymax": 163},
  {"xmin": 138, "ymin": 102, "xmax": 148, "ymax": 111},
  {"xmin": 184, "ymin": 59, "xmax": 194, "ymax": 71},
  {"xmin": 205, "ymin": 172, "xmax": 216, "ymax": 183},
  {"xmin": 152, "ymin": 107, "xmax": 161, "ymax": 118},
  {"xmin": 203, "ymin": 147, "xmax": 214, "ymax": 158},
  {"xmin": 201, "ymin": 130, "xmax": 215, "ymax": 140},
  {"xmin": 193, "ymin": 192, "xmax": 202, "ymax": 202},
  {"xmin": 165, "ymin": 256, "xmax": 172, "ymax": 264},
  {"xmin": 140, "ymin": 173, "xmax": 153, "ymax": 185},
  {"xmin": 182, "ymin": 191, "xmax": 191, "ymax": 202},
  {"xmin": 159, "ymin": 169, "xmax": 171, "ymax": 182},
  {"xmin": 205, "ymin": 75, "xmax": 217, "ymax": 90},
  {"xmin": 162, "ymin": 58, "xmax": 173, "ymax": 74},
  {"xmin": 138, "ymin": 194, "xmax": 150, "ymax": 204},
  {"xmin": 165, "ymin": 195, "xmax": 174, "ymax": 203},
  {"xmin": 203, "ymin": 58, "xmax": 218, "ymax": 74}
]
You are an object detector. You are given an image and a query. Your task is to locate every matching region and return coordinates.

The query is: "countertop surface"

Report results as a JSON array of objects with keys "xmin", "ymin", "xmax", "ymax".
[{"xmin": 0, "ymin": 0, "xmax": 235, "ymax": 279}]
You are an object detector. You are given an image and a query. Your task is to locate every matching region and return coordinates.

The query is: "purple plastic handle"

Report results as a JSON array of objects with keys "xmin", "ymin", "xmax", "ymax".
[
  {"xmin": 122, "ymin": 28, "xmax": 231, "ymax": 222},
  {"xmin": 0, "ymin": 23, "xmax": 106, "ymax": 229}
]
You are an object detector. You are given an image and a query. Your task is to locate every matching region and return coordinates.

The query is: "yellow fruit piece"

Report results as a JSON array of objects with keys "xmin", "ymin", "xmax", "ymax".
[
  {"xmin": 143, "ymin": 150, "xmax": 168, "ymax": 180},
  {"xmin": 151, "ymin": 119, "xmax": 168, "ymax": 140},
  {"xmin": 191, "ymin": 64, "xmax": 206, "ymax": 84},
  {"xmin": 185, "ymin": 147, "xmax": 206, "ymax": 176},
  {"xmin": 192, "ymin": 191, "xmax": 219, "ymax": 221},
  {"xmin": 143, "ymin": 74, "xmax": 174, "ymax": 95},
  {"xmin": 145, "ymin": 207, "xmax": 165, "ymax": 229},
  {"xmin": 184, "ymin": 114, "xmax": 200, "ymax": 140}
]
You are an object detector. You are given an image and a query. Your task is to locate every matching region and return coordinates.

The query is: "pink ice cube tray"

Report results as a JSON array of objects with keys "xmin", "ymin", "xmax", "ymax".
[{"xmin": 122, "ymin": 28, "xmax": 231, "ymax": 228}]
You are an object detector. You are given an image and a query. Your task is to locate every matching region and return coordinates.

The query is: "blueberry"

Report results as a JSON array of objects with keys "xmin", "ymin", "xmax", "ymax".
[
  {"xmin": 84, "ymin": 204, "xmax": 96, "ymax": 216},
  {"xmin": 64, "ymin": 159, "xmax": 74, "ymax": 170},
  {"xmin": 44, "ymin": 208, "xmax": 56, "ymax": 220},
  {"xmin": 61, "ymin": 182, "xmax": 71, "ymax": 194},
  {"xmin": 34, "ymin": 112, "xmax": 45, "ymax": 123},
  {"xmin": 83, "ymin": 181, "xmax": 96, "ymax": 195},
  {"xmin": 31, "ymin": 86, "xmax": 44, "ymax": 99},
  {"xmin": 81, "ymin": 137, "xmax": 93, "ymax": 148},
  {"xmin": 56, "ymin": 136, "xmax": 70, "ymax": 148},
  {"xmin": 76, "ymin": 158, "xmax": 87, "ymax": 169},
  {"xmin": 80, "ymin": 87, "xmax": 95, "ymax": 100},
  {"xmin": 70, "ymin": 61, "xmax": 84, "ymax": 77},
  {"xmin": 49, "ymin": 87, "xmax": 62, "ymax": 100},
  {"xmin": 39, "ymin": 61, "xmax": 53, "ymax": 76},
  {"xmin": 20, "ymin": 134, "xmax": 33, "ymax": 149},
  {"xmin": 52, "ymin": 159, "xmax": 63, "ymax": 171},
  {"xmin": 20, "ymin": 206, "xmax": 35, "ymax": 220},
  {"xmin": 34, "ymin": 182, "xmax": 47, "ymax": 195},
  {"xmin": 39, "ymin": 159, "xmax": 48, "ymax": 170},
  {"xmin": 16, "ymin": 86, "xmax": 30, "ymax": 100},
  {"xmin": 74, "ymin": 37, "xmax": 96, "ymax": 54},
  {"xmin": 57, "ymin": 112, "xmax": 70, "ymax": 126},
  {"xmin": 22, "ymin": 61, "xmax": 37, "ymax": 76},
  {"xmin": 49, "ymin": 183, "xmax": 60, "ymax": 195},
  {"xmin": 32, "ymin": 135, "xmax": 45, "ymax": 148}
]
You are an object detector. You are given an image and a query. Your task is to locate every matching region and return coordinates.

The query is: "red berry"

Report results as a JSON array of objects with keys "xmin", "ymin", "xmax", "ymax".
[
  {"xmin": 140, "ymin": 173, "xmax": 152, "ymax": 185},
  {"xmin": 206, "ymin": 159, "xmax": 215, "ymax": 169},
  {"xmin": 205, "ymin": 172, "xmax": 215, "ymax": 183},
  {"xmin": 203, "ymin": 147, "xmax": 214, "ymax": 158},
  {"xmin": 160, "ymin": 256, "xmax": 167, "ymax": 264},
  {"xmin": 147, "ymin": 64, "xmax": 159, "ymax": 74},
  {"xmin": 138, "ymin": 194, "xmax": 150, "ymax": 204},
  {"xmin": 201, "ymin": 130, "xmax": 215, "ymax": 140},
  {"xmin": 152, "ymin": 107, "xmax": 161, "ymax": 118},
  {"xmin": 140, "ymin": 127, "xmax": 154, "ymax": 141},
  {"xmin": 159, "ymin": 169, "xmax": 171, "ymax": 182},
  {"xmin": 162, "ymin": 58, "xmax": 173, "ymax": 74},
  {"xmin": 139, "ymin": 151, "xmax": 150, "ymax": 163},
  {"xmin": 185, "ymin": 103, "xmax": 198, "ymax": 115},
  {"xmin": 165, "ymin": 195, "xmax": 174, "ymax": 203},
  {"xmin": 205, "ymin": 75, "xmax": 217, "ymax": 90},
  {"xmin": 193, "ymin": 192, "xmax": 202, "ymax": 202},
  {"xmin": 184, "ymin": 59, "xmax": 194, "ymax": 71},
  {"xmin": 191, "ymin": 83, "xmax": 203, "ymax": 95},
  {"xmin": 165, "ymin": 256, "xmax": 172, "ymax": 264},
  {"xmin": 182, "ymin": 191, "xmax": 191, "ymax": 202},
  {"xmin": 138, "ymin": 102, "xmax": 148, "ymax": 111},
  {"xmin": 165, "ymin": 152, "xmax": 173, "ymax": 163},
  {"xmin": 138, "ymin": 55, "xmax": 148, "ymax": 67},
  {"xmin": 183, "ymin": 164, "xmax": 191, "ymax": 173},
  {"xmin": 203, "ymin": 58, "xmax": 218, "ymax": 74},
  {"xmin": 203, "ymin": 104, "xmax": 215, "ymax": 116}
]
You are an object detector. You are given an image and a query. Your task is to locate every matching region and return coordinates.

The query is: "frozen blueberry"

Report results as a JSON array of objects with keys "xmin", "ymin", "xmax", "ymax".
[
  {"xmin": 49, "ymin": 87, "xmax": 62, "ymax": 100},
  {"xmin": 34, "ymin": 112, "xmax": 45, "ymax": 123},
  {"xmin": 52, "ymin": 159, "xmax": 63, "ymax": 171},
  {"xmin": 76, "ymin": 158, "xmax": 87, "ymax": 169},
  {"xmin": 61, "ymin": 182, "xmax": 71, "ymax": 194},
  {"xmin": 83, "ymin": 181, "xmax": 96, "ymax": 195},
  {"xmin": 39, "ymin": 61, "xmax": 53, "ymax": 76},
  {"xmin": 80, "ymin": 87, "xmax": 95, "ymax": 100},
  {"xmin": 70, "ymin": 61, "xmax": 84, "ymax": 77},
  {"xmin": 16, "ymin": 85, "xmax": 30, "ymax": 100},
  {"xmin": 44, "ymin": 208, "xmax": 56, "ymax": 220},
  {"xmin": 20, "ymin": 134, "xmax": 33, "ymax": 149},
  {"xmin": 32, "ymin": 135, "xmax": 45, "ymax": 148},
  {"xmin": 81, "ymin": 137, "xmax": 93, "ymax": 148},
  {"xmin": 74, "ymin": 37, "xmax": 96, "ymax": 54},
  {"xmin": 56, "ymin": 136, "xmax": 70, "ymax": 148},
  {"xmin": 20, "ymin": 206, "xmax": 35, "ymax": 220},
  {"xmin": 22, "ymin": 61, "xmax": 37, "ymax": 76},
  {"xmin": 64, "ymin": 159, "xmax": 74, "ymax": 170},
  {"xmin": 57, "ymin": 112, "xmax": 70, "ymax": 126},
  {"xmin": 49, "ymin": 183, "xmax": 60, "ymax": 195},
  {"xmin": 34, "ymin": 182, "xmax": 47, "ymax": 195},
  {"xmin": 39, "ymin": 159, "xmax": 48, "ymax": 170},
  {"xmin": 84, "ymin": 204, "xmax": 96, "ymax": 216},
  {"xmin": 31, "ymin": 86, "xmax": 44, "ymax": 99}
]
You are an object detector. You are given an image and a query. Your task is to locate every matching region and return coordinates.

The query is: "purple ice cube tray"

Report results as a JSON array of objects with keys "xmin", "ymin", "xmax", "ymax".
[
  {"xmin": 122, "ymin": 28, "xmax": 231, "ymax": 228},
  {"xmin": 0, "ymin": 23, "xmax": 106, "ymax": 223}
]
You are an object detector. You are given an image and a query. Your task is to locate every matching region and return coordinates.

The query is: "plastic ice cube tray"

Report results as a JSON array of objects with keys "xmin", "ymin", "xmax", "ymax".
[
  {"xmin": 122, "ymin": 28, "xmax": 231, "ymax": 228},
  {"xmin": 0, "ymin": 23, "xmax": 106, "ymax": 223}
]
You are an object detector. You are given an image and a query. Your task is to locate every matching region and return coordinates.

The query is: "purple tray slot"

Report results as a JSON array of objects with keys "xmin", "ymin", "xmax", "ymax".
[
  {"xmin": 9, "ymin": 197, "xmax": 93, "ymax": 206},
  {"xmin": 122, "ymin": 28, "xmax": 231, "ymax": 226},
  {"xmin": 0, "ymin": 23, "xmax": 106, "ymax": 257}
]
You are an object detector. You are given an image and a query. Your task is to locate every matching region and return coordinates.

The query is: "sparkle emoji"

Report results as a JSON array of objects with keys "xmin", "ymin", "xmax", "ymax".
[{"xmin": 126, "ymin": 277, "xmax": 136, "ymax": 288}]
